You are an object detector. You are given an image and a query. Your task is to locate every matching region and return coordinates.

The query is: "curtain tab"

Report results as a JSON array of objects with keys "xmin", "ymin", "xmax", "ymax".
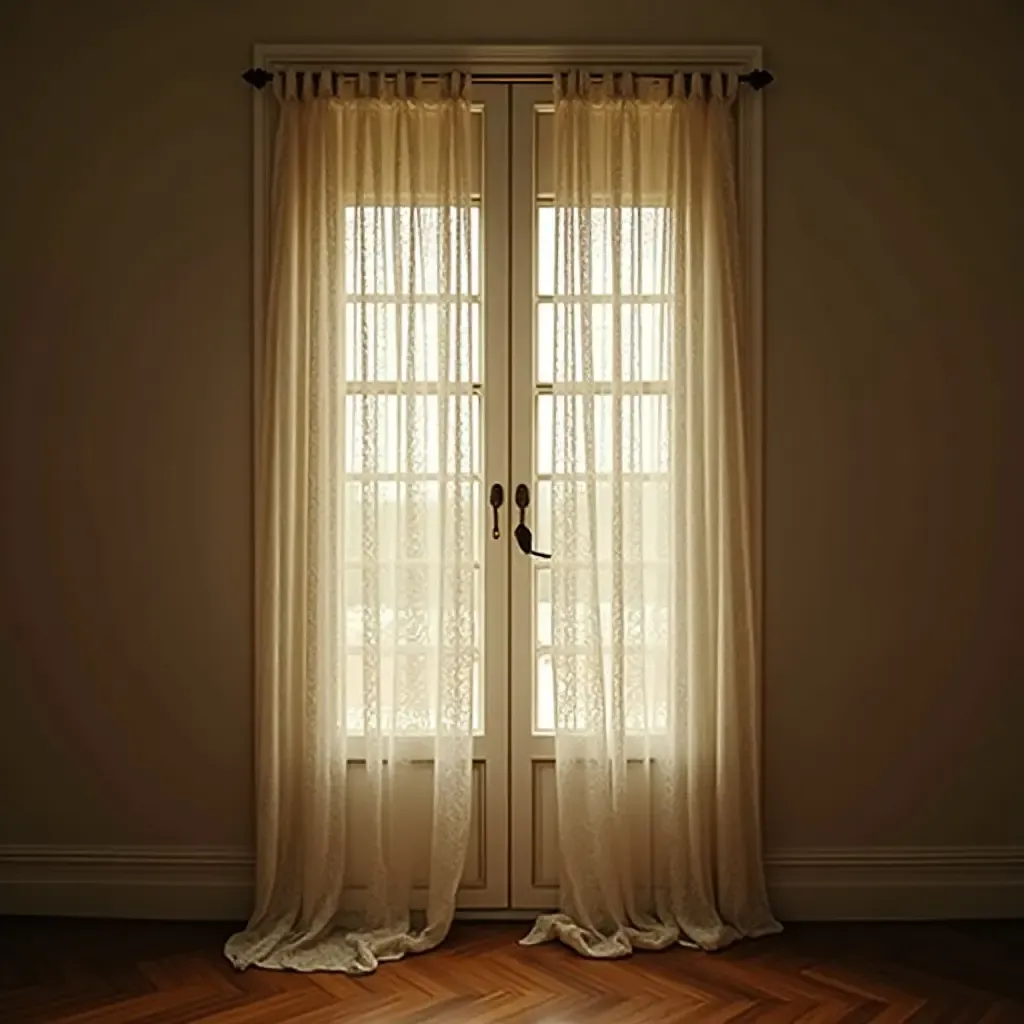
[
  {"xmin": 283, "ymin": 69, "xmax": 297, "ymax": 101},
  {"xmin": 709, "ymin": 71, "xmax": 736, "ymax": 102}
]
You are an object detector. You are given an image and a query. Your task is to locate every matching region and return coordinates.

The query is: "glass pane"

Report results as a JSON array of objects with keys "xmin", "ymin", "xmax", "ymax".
[
  {"xmin": 534, "ymin": 479, "xmax": 551, "ymax": 552},
  {"xmin": 536, "ymin": 566, "xmax": 552, "ymax": 647},
  {"xmin": 535, "ymin": 652, "xmax": 554, "ymax": 732},
  {"xmin": 343, "ymin": 656, "xmax": 482, "ymax": 733},
  {"xmin": 537, "ymin": 206, "xmax": 672, "ymax": 296},
  {"xmin": 345, "ymin": 301, "xmax": 480, "ymax": 384},
  {"xmin": 344, "ymin": 480, "xmax": 481, "ymax": 563},
  {"xmin": 345, "ymin": 394, "xmax": 480, "ymax": 475},
  {"xmin": 345, "ymin": 206, "xmax": 480, "ymax": 296},
  {"xmin": 536, "ymin": 566, "xmax": 671, "ymax": 734},
  {"xmin": 537, "ymin": 478, "xmax": 672, "ymax": 563},
  {"xmin": 536, "ymin": 561, "xmax": 553, "ymax": 733},
  {"xmin": 537, "ymin": 300, "xmax": 671, "ymax": 384},
  {"xmin": 343, "ymin": 568, "xmax": 483, "ymax": 734},
  {"xmin": 537, "ymin": 206, "xmax": 555, "ymax": 296},
  {"xmin": 536, "ymin": 301, "xmax": 613, "ymax": 384},
  {"xmin": 536, "ymin": 394, "xmax": 669, "ymax": 476}
]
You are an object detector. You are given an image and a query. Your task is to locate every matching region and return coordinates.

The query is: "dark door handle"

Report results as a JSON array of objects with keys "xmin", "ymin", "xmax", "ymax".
[
  {"xmin": 513, "ymin": 483, "xmax": 551, "ymax": 559},
  {"xmin": 488, "ymin": 483, "xmax": 504, "ymax": 540}
]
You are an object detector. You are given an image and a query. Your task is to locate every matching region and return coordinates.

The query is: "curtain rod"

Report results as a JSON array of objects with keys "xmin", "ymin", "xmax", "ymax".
[{"xmin": 241, "ymin": 67, "xmax": 774, "ymax": 90}]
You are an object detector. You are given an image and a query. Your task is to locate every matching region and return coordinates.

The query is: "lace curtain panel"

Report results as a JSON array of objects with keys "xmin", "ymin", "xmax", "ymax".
[
  {"xmin": 229, "ymin": 65, "xmax": 778, "ymax": 976},
  {"xmin": 521, "ymin": 71, "xmax": 780, "ymax": 956},
  {"xmin": 225, "ymin": 70, "xmax": 478, "ymax": 974}
]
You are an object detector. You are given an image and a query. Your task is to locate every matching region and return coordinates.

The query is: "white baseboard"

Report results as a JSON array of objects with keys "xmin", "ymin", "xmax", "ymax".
[{"xmin": 1, "ymin": 845, "xmax": 1022, "ymax": 922}]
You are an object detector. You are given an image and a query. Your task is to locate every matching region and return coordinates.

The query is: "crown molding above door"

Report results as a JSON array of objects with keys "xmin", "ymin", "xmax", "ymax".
[{"xmin": 250, "ymin": 43, "xmax": 765, "ymax": 76}]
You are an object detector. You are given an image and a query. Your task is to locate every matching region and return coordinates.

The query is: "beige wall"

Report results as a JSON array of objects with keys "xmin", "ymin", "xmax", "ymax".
[{"xmin": 1, "ymin": 0, "xmax": 1021, "ymax": 854}]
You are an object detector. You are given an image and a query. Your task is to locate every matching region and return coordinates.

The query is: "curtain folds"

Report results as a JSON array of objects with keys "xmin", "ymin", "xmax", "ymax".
[
  {"xmin": 225, "ymin": 70, "xmax": 478, "ymax": 974},
  {"xmin": 521, "ymin": 70, "xmax": 780, "ymax": 957},
  {"xmin": 230, "ymin": 64, "xmax": 777, "ymax": 975}
]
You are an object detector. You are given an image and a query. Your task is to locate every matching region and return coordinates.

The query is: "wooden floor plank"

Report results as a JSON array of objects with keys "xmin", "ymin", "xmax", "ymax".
[{"xmin": 0, "ymin": 918, "xmax": 1021, "ymax": 1022}]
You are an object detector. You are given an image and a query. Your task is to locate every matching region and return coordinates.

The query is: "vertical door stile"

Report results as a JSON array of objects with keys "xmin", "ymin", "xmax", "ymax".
[
  {"xmin": 509, "ymin": 84, "xmax": 560, "ymax": 910},
  {"xmin": 463, "ymin": 82, "xmax": 511, "ymax": 910}
]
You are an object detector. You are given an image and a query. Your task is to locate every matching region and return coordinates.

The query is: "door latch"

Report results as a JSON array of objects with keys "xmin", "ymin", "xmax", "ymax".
[{"xmin": 513, "ymin": 483, "xmax": 551, "ymax": 559}]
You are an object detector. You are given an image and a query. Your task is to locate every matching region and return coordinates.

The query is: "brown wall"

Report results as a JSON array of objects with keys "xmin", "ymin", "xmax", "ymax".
[{"xmin": 1, "ymin": 0, "xmax": 1022, "ymax": 854}]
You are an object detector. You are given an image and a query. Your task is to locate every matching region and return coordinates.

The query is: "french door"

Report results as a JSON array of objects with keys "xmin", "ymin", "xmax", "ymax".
[
  {"xmin": 302, "ymin": 79, "xmax": 678, "ymax": 912},
  {"xmin": 286, "ymin": 80, "xmax": 538, "ymax": 914}
]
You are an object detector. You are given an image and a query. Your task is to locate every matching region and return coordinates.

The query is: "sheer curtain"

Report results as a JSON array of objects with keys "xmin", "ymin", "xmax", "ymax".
[
  {"xmin": 226, "ymin": 70, "xmax": 478, "ymax": 974},
  {"xmin": 523, "ymin": 70, "xmax": 781, "ymax": 957}
]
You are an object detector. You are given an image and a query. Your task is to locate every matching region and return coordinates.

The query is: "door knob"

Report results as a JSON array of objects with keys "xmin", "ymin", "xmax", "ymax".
[
  {"xmin": 488, "ymin": 483, "xmax": 504, "ymax": 540},
  {"xmin": 513, "ymin": 483, "xmax": 551, "ymax": 560}
]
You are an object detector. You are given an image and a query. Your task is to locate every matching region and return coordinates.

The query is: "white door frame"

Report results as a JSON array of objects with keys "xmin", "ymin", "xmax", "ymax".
[{"xmin": 250, "ymin": 44, "xmax": 766, "ymax": 915}]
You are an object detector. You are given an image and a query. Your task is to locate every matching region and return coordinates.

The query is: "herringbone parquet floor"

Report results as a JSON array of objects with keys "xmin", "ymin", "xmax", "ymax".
[{"xmin": 1, "ymin": 918, "xmax": 1022, "ymax": 1023}]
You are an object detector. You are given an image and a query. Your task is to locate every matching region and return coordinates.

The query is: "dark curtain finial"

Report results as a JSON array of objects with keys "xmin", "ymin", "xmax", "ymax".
[
  {"xmin": 242, "ymin": 68, "xmax": 275, "ymax": 90},
  {"xmin": 744, "ymin": 68, "xmax": 774, "ymax": 90}
]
